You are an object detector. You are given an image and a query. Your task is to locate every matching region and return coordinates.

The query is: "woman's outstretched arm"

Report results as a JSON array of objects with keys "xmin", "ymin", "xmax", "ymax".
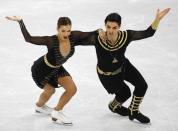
[{"xmin": 6, "ymin": 16, "xmax": 50, "ymax": 46}]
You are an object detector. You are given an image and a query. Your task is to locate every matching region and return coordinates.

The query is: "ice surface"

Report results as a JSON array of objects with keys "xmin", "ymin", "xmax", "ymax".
[{"xmin": 0, "ymin": 0, "xmax": 178, "ymax": 131}]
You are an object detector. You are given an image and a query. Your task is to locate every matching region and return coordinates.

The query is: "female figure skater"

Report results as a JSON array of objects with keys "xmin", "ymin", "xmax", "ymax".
[{"xmin": 5, "ymin": 16, "xmax": 99, "ymax": 125}]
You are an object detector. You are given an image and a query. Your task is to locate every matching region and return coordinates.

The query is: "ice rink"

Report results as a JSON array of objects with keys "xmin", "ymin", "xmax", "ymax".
[{"xmin": 0, "ymin": 0, "xmax": 178, "ymax": 131}]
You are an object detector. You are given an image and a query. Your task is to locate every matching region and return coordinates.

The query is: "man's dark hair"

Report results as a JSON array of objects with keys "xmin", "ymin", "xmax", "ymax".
[{"xmin": 105, "ymin": 13, "xmax": 121, "ymax": 26}]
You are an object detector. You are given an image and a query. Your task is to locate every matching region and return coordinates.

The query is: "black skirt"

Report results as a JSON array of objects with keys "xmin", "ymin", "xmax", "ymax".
[{"xmin": 31, "ymin": 56, "xmax": 70, "ymax": 88}]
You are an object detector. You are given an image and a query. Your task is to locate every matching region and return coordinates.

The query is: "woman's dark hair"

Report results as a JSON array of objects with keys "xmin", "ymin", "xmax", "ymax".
[
  {"xmin": 105, "ymin": 13, "xmax": 121, "ymax": 26},
  {"xmin": 57, "ymin": 17, "xmax": 72, "ymax": 28}
]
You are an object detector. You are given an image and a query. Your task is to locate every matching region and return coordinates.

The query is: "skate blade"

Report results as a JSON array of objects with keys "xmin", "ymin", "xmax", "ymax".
[
  {"xmin": 131, "ymin": 119, "xmax": 151, "ymax": 125},
  {"xmin": 52, "ymin": 118, "xmax": 73, "ymax": 126},
  {"xmin": 53, "ymin": 121, "xmax": 73, "ymax": 126},
  {"xmin": 36, "ymin": 110, "xmax": 41, "ymax": 113},
  {"xmin": 35, "ymin": 110, "xmax": 51, "ymax": 115}
]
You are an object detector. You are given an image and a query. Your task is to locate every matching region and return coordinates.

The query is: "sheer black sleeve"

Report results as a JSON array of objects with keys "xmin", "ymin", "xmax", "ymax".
[
  {"xmin": 18, "ymin": 20, "xmax": 50, "ymax": 46},
  {"xmin": 71, "ymin": 30, "xmax": 98, "ymax": 46},
  {"xmin": 127, "ymin": 26, "xmax": 156, "ymax": 42}
]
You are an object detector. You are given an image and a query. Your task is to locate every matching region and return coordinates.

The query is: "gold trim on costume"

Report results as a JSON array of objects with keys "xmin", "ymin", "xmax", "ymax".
[
  {"xmin": 98, "ymin": 31, "xmax": 128, "ymax": 51},
  {"xmin": 129, "ymin": 95, "xmax": 143, "ymax": 115},
  {"xmin": 109, "ymin": 98, "xmax": 122, "ymax": 112},
  {"xmin": 106, "ymin": 31, "xmax": 121, "ymax": 48},
  {"xmin": 44, "ymin": 55, "xmax": 61, "ymax": 68},
  {"xmin": 97, "ymin": 66, "xmax": 122, "ymax": 76}
]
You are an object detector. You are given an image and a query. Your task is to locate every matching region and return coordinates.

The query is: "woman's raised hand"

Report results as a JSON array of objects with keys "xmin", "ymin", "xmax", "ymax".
[{"xmin": 5, "ymin": 16, "xmax": 22, "ymax": 22}]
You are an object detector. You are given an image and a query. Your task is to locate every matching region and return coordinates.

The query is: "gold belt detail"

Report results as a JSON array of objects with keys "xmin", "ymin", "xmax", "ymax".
[
  {"xmin": 97, "ymin": 66, "xmax": 122, "ymax": 76},
  {"xmin": 44, "ymin": 55, "xmax": 61, "ymax": 68}
]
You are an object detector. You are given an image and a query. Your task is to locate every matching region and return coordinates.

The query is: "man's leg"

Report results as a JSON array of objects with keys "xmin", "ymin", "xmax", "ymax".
[
  {"xmin": 97, "ymin": 72, "xmax": 130, "ymax": 116},
  {"xmin": 109, "ymin": 82, "xmax": 131, "ymax": 116},
  {"xmin": 124, "ymin": 59, "xmax": 150, "ymax": 123}
]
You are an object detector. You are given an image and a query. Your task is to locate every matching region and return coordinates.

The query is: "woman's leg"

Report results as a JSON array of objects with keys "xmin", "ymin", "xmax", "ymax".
[
  {"xmin": 54, "ymin": 76, "xmax": 77, "ymax": 111},
  {"xmin": 36, "ymin": 83, "xmax": 56, "ymax": 107}
]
